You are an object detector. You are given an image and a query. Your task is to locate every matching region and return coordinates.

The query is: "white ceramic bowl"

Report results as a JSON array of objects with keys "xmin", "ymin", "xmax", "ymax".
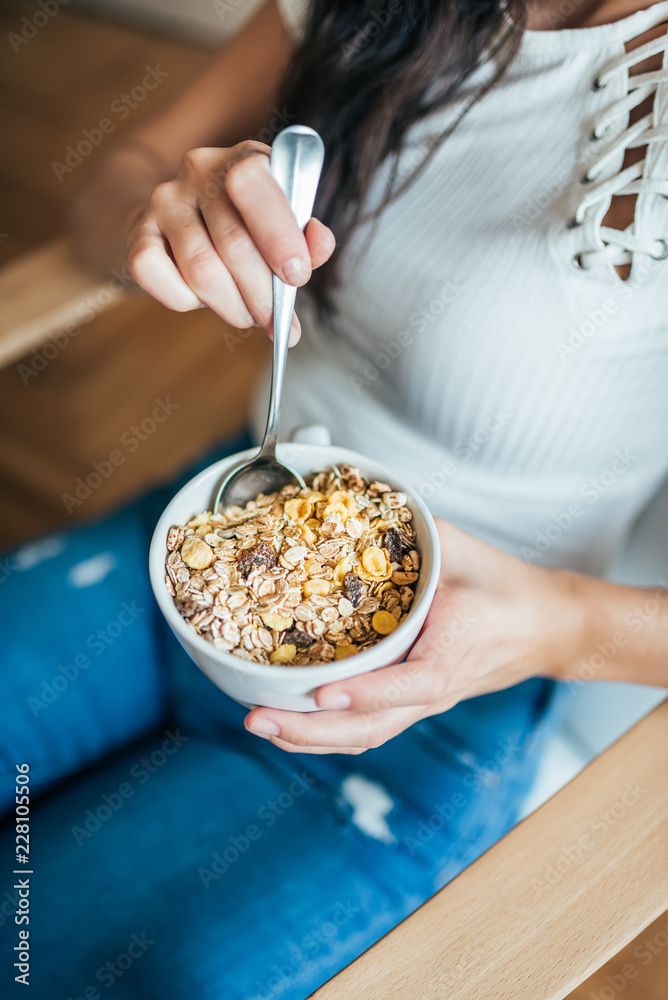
[{"xmin": 149, "ymin": 441, "xmax": 440, "ymax": 711}]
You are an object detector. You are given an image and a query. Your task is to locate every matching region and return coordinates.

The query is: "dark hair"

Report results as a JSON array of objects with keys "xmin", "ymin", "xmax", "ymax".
[{"xmin": 279, "ymin": 0, "xmax": 526, "ymax": 309}]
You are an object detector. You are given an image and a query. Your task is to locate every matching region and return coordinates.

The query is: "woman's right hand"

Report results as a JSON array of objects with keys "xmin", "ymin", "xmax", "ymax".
[{"xmin": 127, "ymin": 142, "xmax": 336, "ymax": 342}]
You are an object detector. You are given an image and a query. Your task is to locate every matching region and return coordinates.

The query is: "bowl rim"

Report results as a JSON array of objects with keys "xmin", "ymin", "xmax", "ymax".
[{"xmin": 149, "ymin": 443, "xmax": 441, "ymax": 682}]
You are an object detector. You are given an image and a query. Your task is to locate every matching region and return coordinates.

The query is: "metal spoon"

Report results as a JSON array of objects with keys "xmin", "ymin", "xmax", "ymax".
[{"xmin": 213, "ymin": 125, "xmax": 325, "ymax": 512}]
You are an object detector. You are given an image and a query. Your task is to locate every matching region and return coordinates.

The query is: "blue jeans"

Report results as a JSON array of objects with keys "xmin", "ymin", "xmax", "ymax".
[{"xmin": 0, "ymin": 435, "xmax": 566, "ymax": 999}]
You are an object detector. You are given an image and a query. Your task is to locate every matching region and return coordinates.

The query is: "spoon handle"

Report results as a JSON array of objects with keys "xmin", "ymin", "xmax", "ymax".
[{"xmin": 258, "ymin": 126, "xmax": 325, "ymax": 458}]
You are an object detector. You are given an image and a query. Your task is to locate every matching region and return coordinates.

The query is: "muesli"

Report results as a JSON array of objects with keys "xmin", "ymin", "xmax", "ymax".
[{"xmin": 165, "ymin": 465, "xmax": 420, "ymax": 666}]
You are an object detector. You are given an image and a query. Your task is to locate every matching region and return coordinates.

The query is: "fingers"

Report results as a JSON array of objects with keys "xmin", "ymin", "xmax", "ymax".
[
  {"xmin": 201, "ymin": 198, "xmax": 274, "ymax": 330},
  {"xmin": 244, "ymin": 704, "xmax": 423, "ymax": 753},
  {"xmin": 127, "ymin": 143, "xmax": 335, "ymax": 331},
  {"xmin": 161, "ymin": 208, "xmax": 255, "ymax": 328},
  {"xmin": 264, "ymin": 737, "xmax": 366, "ymax": 756},
  {"xmin": 315, "ymin": 658, "xmax": 452, "ymax": 713},
  {"xmin": 225, "ymin": 151, "xmax": 313, "ymax": 285},
  {"xmin": 127, "ymin": 224, "xmax": 202, "ymax": 313},
  {"xmin": 305, "ymin": 218, "xmax": 336, "ymax": 269}
]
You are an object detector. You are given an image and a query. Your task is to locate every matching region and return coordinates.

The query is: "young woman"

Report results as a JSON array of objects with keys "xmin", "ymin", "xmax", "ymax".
[{"xmin": 2, "ymin": 1, "xmax": 667, "ymax": 997}]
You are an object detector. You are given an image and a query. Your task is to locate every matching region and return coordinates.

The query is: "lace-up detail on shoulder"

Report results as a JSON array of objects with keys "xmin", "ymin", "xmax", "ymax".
[{"xmin": 571, "ymin": 25, "xmax": 668, "ymax": 274}]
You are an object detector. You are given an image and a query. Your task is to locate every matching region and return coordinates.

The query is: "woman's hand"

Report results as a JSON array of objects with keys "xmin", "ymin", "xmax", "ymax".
[
  {"xmin": 244, "ymin": 519, "xmax": 591, "ymax": 754},
  {"xmin": 126, "ymin": 143, "xmax": 335, "ymax": 341}
]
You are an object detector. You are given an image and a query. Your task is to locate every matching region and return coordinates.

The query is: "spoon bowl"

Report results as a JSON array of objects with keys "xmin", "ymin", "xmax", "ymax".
[{"xmin": 213, "ymin": 453, "xmax": 305, "ymax": 510}]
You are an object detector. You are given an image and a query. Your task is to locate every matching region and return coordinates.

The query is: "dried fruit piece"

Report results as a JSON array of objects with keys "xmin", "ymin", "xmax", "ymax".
[
  {"xmin": 260, "ymin": 611, "xmax": 293, "ymax": 631},
  {"xmin": 181, "ymin": 537, "xmax": 214, "ymax": 570},
  {"xmin": 391, "ymin": 570, "xmax": 419, "ymax": 585},
  {"xmin": 270, "ymin": 644, "xmax": 297, "ymax": 664},
  {"xmin": 384, "ymin": 527, "xmax": 403, "ymax": 564},
  {"xmin": 237, "ymin": 542, "xmax": 277, "ymax": 578},
  {"xmin": 334, "ymin": 644, "xmax": 359, "ymax": 660},
  {"xmin": 303, "ymin": 579, "xmax": 331, "ymax": 597},
  {"xmin": 343, "ymin": 572, "xmax": 365, "ymax": 608},
  {"xmin": 283, "ymin": 627, "xmax": 314, "ymax": 648},
  {"xmin": 372, "ymin": 610, "xmax": 399, "ymax": 635}
]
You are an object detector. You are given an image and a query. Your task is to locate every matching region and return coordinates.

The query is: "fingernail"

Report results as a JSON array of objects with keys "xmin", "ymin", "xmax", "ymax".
[
  {"xmin": 248, "ymin": 718, "xmax": 280, "ymax": 738},
  {"xmin": 282, "ymin": 257, "xmax": 310, "ymax": 285},
  {"xmin": 318, "ymin": 691, "xmax": 351, "ymax": 710}
]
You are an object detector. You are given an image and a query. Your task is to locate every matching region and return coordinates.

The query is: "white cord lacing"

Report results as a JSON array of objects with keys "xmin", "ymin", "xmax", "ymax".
[{"xmin": 572, "ymin": 29, "xmax": 668, "ymax": 270}]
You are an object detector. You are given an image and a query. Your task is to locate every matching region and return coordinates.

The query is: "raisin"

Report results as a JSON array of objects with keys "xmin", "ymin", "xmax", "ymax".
[
  {"xmin": 283, "ymin": 627, "xmax": 313, "ymax": 648},
  {"xmin": 384, "ymin": 527, "xmax": 403, "ymax": 564},
  {"xmin": 343, "ymin": 572, "xmax": 366, "ymax": 608},
  {"xmin": 175, "ymin": 596, "xmax": 199, "ymax": 618},
  {"xmin": 237, "ymin": 541, "xmax": 277, "ymax": 579}
]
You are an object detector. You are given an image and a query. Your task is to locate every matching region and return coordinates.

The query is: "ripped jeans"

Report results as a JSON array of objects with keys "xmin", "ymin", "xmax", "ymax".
[{"xmin": 0, "ymin": 434, "xmax": 566, "ymax": 1000}]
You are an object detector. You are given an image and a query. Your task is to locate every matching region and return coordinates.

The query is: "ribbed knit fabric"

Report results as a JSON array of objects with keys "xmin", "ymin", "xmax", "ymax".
[{"xmin": 264, "ymin": 1, "xmax": 668, "ymax": 575}]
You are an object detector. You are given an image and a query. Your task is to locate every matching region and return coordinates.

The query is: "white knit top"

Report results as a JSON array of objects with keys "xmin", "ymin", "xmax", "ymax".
[{"xmin": 259, "ymin": 0, "xmax": 668, "ymax": 575}]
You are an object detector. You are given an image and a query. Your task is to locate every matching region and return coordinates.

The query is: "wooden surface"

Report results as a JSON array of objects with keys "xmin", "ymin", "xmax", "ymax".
[
  {"xmin": 310, "ymin": 700, "xmax": 668, "ymax": 1000},
  {"xmin": 566, "ymin": 909, "xmax": 668, "ymax": 1000},
  {"xmin": 0, "ymin": 236, "xmax": 127, "ymax": 368}
]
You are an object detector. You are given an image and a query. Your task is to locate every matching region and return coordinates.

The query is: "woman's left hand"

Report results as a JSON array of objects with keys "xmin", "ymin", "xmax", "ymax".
[{"xmin": 244, "ymin": 519, "xmax": 586, "ymax": 754}]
